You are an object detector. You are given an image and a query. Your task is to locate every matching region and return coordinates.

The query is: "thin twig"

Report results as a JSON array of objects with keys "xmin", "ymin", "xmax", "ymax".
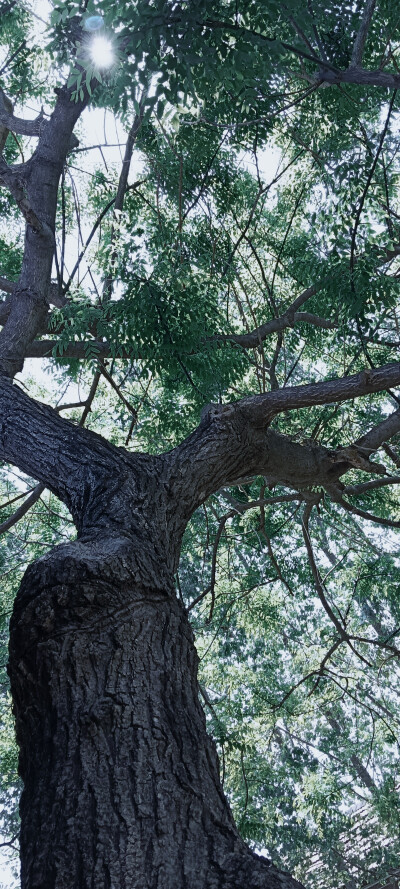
[
  {"xmin": 302, "ymin": 504, "xmax": 373, "ymax": 668},
  {"xmin": 206, "ymin": 513, "xmax": 230, "ymax": 624},
  {"xmin": 350, "ymin": 91, "xmax": 397, "ymax": 281},
  {"xmin": 0, "ymin": 484, "xmax": 44, "ymax": 535},
  {"xmin": 79, "ymin": 370, "xmax": 101, "ymax": 426},
  {"xmin": 335, "ymin": 493, "xmax": 400, "ymax": 528},
  {"xmin": 98, "ymin": 361, "xmax": 138, "ymax": 419}
]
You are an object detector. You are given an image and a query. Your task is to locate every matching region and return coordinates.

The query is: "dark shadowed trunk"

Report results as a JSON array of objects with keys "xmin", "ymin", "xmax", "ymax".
[
  {"xmin": 5, "ymin": 398, "xmax": 306, "ymax": 889},
  {"xmin": 8, "ymin": 516, "xmax": 300, "ymax": 889}
]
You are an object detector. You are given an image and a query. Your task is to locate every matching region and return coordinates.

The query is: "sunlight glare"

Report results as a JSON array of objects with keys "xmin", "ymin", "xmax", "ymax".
[{"xmin": 90, "ymin": 35, "xmax": 114, "ymax": 69}]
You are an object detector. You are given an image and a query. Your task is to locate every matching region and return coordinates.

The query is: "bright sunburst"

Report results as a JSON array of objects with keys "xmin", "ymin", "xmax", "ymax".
[{"xmin": 89, "ymin": 35, "xmax": 114, "ymax": 69}]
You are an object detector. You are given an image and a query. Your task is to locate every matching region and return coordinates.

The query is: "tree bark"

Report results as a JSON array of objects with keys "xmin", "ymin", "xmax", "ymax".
[
  {"xmin": 8, "ymin": 527, "xmax": 302, "ymax": 889},
  {"xmin": 0, "ymin": 84, "xmax": 89, "ymax": 378}
]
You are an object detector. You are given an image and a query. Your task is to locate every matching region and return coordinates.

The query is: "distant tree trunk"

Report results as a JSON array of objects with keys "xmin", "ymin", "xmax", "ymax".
[{"xmin": 8, "ymin": 518, "xmax": 303, "ymax": 889}]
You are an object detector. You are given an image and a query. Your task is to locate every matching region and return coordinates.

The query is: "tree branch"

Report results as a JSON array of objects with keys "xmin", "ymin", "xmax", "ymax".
[
  {"xmin": 349, "ymin": 0, "xmax": 377, "ymax": 68},
  {"xmin": 4, "ymin": 353, "xmax": 400, "ymax": 541},
  {"xmin": 0, "ymin": 86, "xmax": 45, "ymax": 137},
  {"xmin": 272, "ymin": 637, "xmax": 342, "ymax": 710},
  {"xmin": 0, "ymin": 377, "xmax": 129, "ymax": 526},
  {"xmin": 350, "ymin": 91, "xmax": 397, "ymax": 282},
  {"xmin": 206, "ymin": 512, "xmax": 229, "ymax": 624},
  {"xmin": 102, "ymin": 91, "xmax": 148, "ymax": 303},
  {"xmin": 333, "ymin": 491, "xmax": 400, "ymax": 528},
  {"xmin": 202, "ymin": 16, "xmax": 400, "ymax": 90},
  {"xmin": 166, "ymin": 363, "xmax": 400, "ymax": 528},
  {"xmin": 24, "ymin": 340, "xmax": 130, "ymax": 359},
  {"xmin": 213, "ymin": 232, "xmax": 400, "ymax": 353},
  {"xmin": 238, "ymin": 362, "xmax": 400, "ymax": 424},
  {"xmin": 317, "ymin": 66, "xmax": 400, "ymax": 88},
  {"xmin": 0, "ymin": 276, "xmax": 68, "ymax": 309},
  {"xmin": 0, "ymin": 156, "xmax": 46, "ymax": 233},
  {"xmin": 98, "ymin": 361, "xmax": 138, "ymax": 420},
  {"xmin": 62, "ymin": 179, "xmax": 146, "ymax": 297},
  {"xmin": 345, "ymin": 475, "xmax": 400, "ymax": 495},
  {"xmin": 212, "ymin": 309, "xmax": 335, "ymax": 349},
  {"xmin": 0, "ymin": 276, "xmax": 13, "ymax": 294},
  {"xmin": 0, "ymin": 482, "xmax": 44, "ymax": 535},
  {"xmin": 354, "ymin": 407, "xmax": 400, "ymax": 452},
  {"xmin": 0, "ymin": 73, "xmax": 95, "ymax": 377},
  {"xmin": 302, "ymin": 504, "xmax": 373, "ymax": 667}
]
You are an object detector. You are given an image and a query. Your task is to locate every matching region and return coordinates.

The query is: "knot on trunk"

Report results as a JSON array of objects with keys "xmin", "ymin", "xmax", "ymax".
[
  {"xmin": 200, "ymin": 401, "xmax": 236, "ymax": 427},
  {"xmin": 10, "ymin": 532, "xmax": 175, "ymax": 644}
]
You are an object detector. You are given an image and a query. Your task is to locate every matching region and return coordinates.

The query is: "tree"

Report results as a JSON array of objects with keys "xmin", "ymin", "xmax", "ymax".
[{"xmin": 1, "ymin": 0, "xmax": 400, "ymax": 887}]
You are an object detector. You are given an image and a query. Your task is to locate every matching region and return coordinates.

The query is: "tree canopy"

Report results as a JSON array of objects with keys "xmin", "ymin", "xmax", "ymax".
[{"xmin": 1, "ymin": 1, "xmax": 400, "ymax": 887}]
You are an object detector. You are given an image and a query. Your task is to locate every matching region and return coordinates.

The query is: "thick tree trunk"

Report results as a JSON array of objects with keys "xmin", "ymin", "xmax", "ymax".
[{"xmin": 8, "ymin": 531, "xmax": 302, "ymax": 889}]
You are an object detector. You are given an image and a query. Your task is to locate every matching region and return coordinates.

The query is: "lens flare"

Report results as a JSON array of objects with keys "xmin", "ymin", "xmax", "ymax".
[
  {"xmin": 89, "ymin": 35, "xmax": 114, "ymax": 69},
  {"xmin": 83, "ymin": 15, "xmax": 104, "ymax": 32}
]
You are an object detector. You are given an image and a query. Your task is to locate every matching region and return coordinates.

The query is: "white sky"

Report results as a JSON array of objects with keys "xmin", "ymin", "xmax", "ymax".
[{"xmin": 0, "ymin": 849, "xmax": 18, "ymax": 888}]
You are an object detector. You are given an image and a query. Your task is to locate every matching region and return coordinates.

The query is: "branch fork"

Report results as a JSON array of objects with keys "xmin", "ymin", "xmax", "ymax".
[
  {"xmin": 0, "ymin": 156, "xmax": 49, "ymax": 235},
  {"xmin": 0, "ymin": 87, "xmax": 46, "ymax": 139}
]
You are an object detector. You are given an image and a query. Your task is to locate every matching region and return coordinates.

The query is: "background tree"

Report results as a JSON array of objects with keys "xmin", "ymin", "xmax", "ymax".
[{"xmin": 0, "ymin": 0, "xmax": 400, "ymax": 887}]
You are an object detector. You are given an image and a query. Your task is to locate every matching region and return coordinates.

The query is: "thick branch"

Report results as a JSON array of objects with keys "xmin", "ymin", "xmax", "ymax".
[
  {"xmin": 0, "ymin": 276, "xmax": 68, "ymax": 308},
  {"xmin": 213, "ymin": 309, "xmax": 334, "ymax": 349},
  {"xmin": 349, "ymin": 0, "xmax": 377, "ymax": 68},
  {"xmin": 4, "ymin": 356, "xmax": 400, "ymax": 543},
  {"xmin": 0, "ymin": 300, "xmax": 9, "ymax": 325},
  {"xmin": 317, "ymin": 66, "xmax": 400, "ymax": 88},
  {"xmin": 0, "ymin": 87, "xmax": 44, "ymax": 137},
  {"xmin": 167, "ymin": 364, "xmax": 400, "ymax": 525},
  {"xmin": 0, "ymin": 377, "xmax": 131, "ymax": 527},
  {"xmin": 0, "ymin": 157, "xmax": 46, "ymax": 233},
  {"xmin": 24, "ymin": 340, "xmax": 127, "ymax": 359},
  {"xmin": 0, "ymin": 77, "xmax": 93, "ymax": 377},
  {"xmin": 239, "ymin": 363, "xmax": 400, "ymax": 423},
  {"xmin": 0, "ymin": 276, "xmax": 14, "ymax": 294},
  {"xmin": 168, "ymin": 422, "xmax": 344, "ymax": 532},
  {"xmin": 355, "ymin": 407, "xmax": 400, "ymax": 452},
  {"xmin": 345, "ymin": 476, "xmax": 400, "ymax": 495}
]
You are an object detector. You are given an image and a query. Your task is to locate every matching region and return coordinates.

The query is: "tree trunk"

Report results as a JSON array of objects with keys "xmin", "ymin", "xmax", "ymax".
[{"xmin": 8, "ymin": 531, "xmax": 302, "ymax": 889}]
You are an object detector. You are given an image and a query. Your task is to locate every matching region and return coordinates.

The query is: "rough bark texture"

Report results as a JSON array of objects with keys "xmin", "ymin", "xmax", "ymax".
[
  {"xmin": 9, "ymin": 524, "xmax": 302, "ymax": 889},
  {"xmin": 0, "ymin": 84, "xmax": 88, "ymax": 377}
]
